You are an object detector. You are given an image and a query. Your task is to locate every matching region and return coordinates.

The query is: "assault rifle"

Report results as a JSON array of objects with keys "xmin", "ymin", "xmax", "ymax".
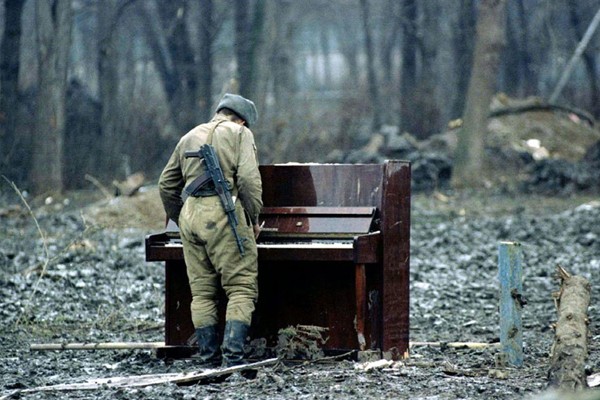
[{"xmin": 184, "ymin": 144, "xmax": 246, "ymax": 256}]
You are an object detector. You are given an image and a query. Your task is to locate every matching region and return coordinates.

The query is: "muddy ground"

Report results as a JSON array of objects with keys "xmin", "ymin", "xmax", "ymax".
[{"xmin": 0, "ymin": 187, "xmax": 599, "ymax": 399}]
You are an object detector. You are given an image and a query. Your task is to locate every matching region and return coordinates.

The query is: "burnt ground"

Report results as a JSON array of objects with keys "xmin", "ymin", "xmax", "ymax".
[{"xmin": 0, "ymin": 187, "xmax": 599, "ymax": 399}]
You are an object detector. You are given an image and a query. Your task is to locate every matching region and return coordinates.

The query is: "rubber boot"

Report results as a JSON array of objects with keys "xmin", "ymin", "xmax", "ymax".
[
  {"xmin": 195, "ymin": 325, "xmax": 220, "ymax": 367},
  {"xmin": 221, "ymin": 320, "xmax": 250, "ymax": 367}
]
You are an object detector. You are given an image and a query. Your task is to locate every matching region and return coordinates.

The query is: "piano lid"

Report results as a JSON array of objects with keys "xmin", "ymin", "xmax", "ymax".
[{"xmin": 258, "ymin": 206, "xmax": 377, "ymax": 239}]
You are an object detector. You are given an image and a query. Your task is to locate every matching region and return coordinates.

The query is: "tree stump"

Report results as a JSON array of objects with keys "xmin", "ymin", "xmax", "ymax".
[{"xmin": 547, "ymin": 266, "xmax": 591, "ymax": 390}]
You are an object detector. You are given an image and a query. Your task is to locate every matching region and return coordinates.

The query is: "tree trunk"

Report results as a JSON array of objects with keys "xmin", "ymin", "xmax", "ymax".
[
  {"xmin": 158, "ymin": 0, "xmax": 198, "ymax": 131},
  {"xmin": 197, "ymin": 0, "xmax": 214, "ymax": 121},
  {"xmin": 503, "ymin": 0, "xmax": 533, "ymax": 98},
  {"xmin": 379, "ymin": 0, "xmax": 401, "ymax": 126},
  {"xmin": 399, "ymin": 0, "xmax": 418, "ymax": 134},
  {"xmin": 98, "ymin": 0, "xmax": 123, "ymax": 178},
  {"xmin": 139, "ymin": 0, "xmax": 198, "ymax": 132},
  {"xmin": 451, "ymin": 0, "xmax": 476, "ymax": 119},
  {"xmin": 320, "ymin": 29, "xmax": 332, "ymax": 89},
  {"xmin": 567, "ymin": 3, "xmax": 600, "ymax": 118},
  {"xmin": 451, "ymin": 0, "xmax": 506, "ymax": 189},
  {"xmin": 271, "ymin": 0, "xmax": 295, "ymax": 108},
  {"xmin": 548, "ymin": 267, "xmax": 590, "ymax": 390},
  {"xmin": 415, "ymin": 0, "xmax": 441, "ymax": 138},
  {"xmin": 0, "ymin": 0, "xmax": 25, "ymax": 171},
  {"xmin": 30, "ymin": 0, "xmax": 72, "ymax": 195},
  {"xmin": 359, "ymin": 0, "xmax": 381, "ymax": 132},
  {"xmin": 548, "ymin": 6, "xmax": 600, "ymax": 106},
  {"xmin": 515, "ymin": 0, "xmax": 534, "ymax": 96},
  {"xmin": 235, "ymin": 0, "xmax": 266, "ymax": 101},
  {"xmin": 502, "ymin": 3, "xmax": 520, "ymax": 96},
  {"xmin": 336, "ymin": 20, "xmax": 359, "ymax": 86}
]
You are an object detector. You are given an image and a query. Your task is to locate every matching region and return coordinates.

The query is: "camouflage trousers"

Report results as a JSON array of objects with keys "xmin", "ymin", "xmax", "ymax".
[{"xmin": 179, "ymin": 195, "xmax": 258, "ymax": 328}]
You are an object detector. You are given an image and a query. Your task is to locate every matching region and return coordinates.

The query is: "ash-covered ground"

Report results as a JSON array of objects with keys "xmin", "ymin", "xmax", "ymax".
[{"xmin": 0, "ymin": 188, "xmax": 599, "ymax": 399}]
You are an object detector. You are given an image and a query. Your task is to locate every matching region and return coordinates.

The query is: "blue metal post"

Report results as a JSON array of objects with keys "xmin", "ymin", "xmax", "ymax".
[{"xmin": 498, "ymin": 241, "xmax": 523, "ymax": 366}]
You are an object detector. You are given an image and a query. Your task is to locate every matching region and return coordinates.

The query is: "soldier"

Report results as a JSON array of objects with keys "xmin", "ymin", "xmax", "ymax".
[{"xmin": 158, "ymin": 93, "xmax": 263, "ymax": 367}]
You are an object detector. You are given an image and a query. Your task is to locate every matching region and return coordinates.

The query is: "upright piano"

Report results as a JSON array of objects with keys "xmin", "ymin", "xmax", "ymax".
[{"xmin": 145, "ymin": 161, "xmax": 410, "ymax": 359}]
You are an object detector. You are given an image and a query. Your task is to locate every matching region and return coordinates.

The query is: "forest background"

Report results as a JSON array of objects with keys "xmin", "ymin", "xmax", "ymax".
[{"xmin": 1, "ymin": 0, "xmax": 599, "ymax": 195}]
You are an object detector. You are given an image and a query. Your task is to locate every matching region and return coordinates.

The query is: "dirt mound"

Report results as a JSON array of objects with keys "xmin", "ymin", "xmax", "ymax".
[
  {"xmin": 385, "ymin": 95, "xmax": 600, "ymax": 192},
  {"xmin": 487, "ymin": 94, "xmax": 599, "ymax": 162},
  {"xmin": 81, "ymin": 186, "xmax": 165, "ymax": 231}
]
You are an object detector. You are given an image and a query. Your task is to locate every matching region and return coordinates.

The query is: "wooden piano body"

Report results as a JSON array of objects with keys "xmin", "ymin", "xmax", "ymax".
[{"xmin": 145, "ymin": 161, "xmax": 411, "ymax": 359}]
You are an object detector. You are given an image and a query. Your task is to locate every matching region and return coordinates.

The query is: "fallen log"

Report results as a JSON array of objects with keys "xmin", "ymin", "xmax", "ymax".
[
  {"xmin": 488, "ymin": 103, "xmax": 595, "ymax": 126},
  {"xmin": 547, "ymin": 265, "xmax": 591, "ymax": 390},
  {"xmin": 112, "ymin": 172, "xmax": 145, "ymax": 196},
  {"xmin": 0, "ymin": 358, "xmax": 278, "ymax": 399}
]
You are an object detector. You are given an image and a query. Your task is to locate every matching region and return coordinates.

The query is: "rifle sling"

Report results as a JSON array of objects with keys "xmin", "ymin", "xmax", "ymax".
[
  {"xmin": 182, "ymin": 119, "xmax": 227, "ymax": 202},
  {"xmin": 182, "ymin": 172, "xmax": 212, "ymax": 202}
]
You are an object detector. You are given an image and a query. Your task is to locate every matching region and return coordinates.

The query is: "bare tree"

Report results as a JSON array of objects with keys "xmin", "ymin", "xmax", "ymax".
[
  {"xmin": 270, "ymin": 0, "xmax": 295, "ymax": 108},
  {"xmin": 319, "ymin": 28, "xmax": 333, "ymax": 89},
  {"xmin": 235, "ymin": 0, "xmax": 266, "ymax": 100},
  {"xmin": 197, "ymin": 0, "xmax": 215, "ymax": 121},
  {"xmin": 566, "ymin": 2, "xmax": 600, "ymax": 117},
  {"xmin": 416, "ymin": 0, "xmax": 442, "ymax": 137},
  {"xmin": 451, "ymin": 0, "xmax": 476, "ymax": 118},
  {"xmin": 98, "ymin": 0, "xmax": 133, "ymax": 177},
  {"xmin": 139, "ymin": 0, "xmax": 198, "ymax": 132},
  {"xmin": 359, "ymin": 0, "xmax": 382, "ymax": 131},
  {"xmin": 378, "ymin": 0, "xmax": 401, "ymax": 126},
  {"xmin": 399, "ymin": 0, "xmax": 418, "ymax": 134},
  {"xmin": 29, "ymin": 0, "xmax": 72, "ymax": 195},
  {"xmin": 334, "ymin": 8, "xmax": 360, "ymax": 86},
  {"xmin": 451, "ymin": 0, "xmax": 507, "ymax": 188},
  {"xmin": 502, "ymin": 0, "xmax": 534, "ymax": 98},
  {"xmin": 0, "ymin": 0, "xmax": 25, "ymax": 171}
]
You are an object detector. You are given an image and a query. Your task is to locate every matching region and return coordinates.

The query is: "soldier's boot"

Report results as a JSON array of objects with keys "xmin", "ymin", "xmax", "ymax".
[
  {"xmin": 195, "ymin": 325, "xmax": 221, "ymax": 367},
  {"xmin": 221, "ymin": 320, "xmax": 250, "ymax": 367}
]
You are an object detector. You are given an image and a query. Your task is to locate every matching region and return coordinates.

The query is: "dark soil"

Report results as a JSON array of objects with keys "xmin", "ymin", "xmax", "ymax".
[{"xmin": 1, "ymin": 188, "xmax": 599, "ymax": 399}]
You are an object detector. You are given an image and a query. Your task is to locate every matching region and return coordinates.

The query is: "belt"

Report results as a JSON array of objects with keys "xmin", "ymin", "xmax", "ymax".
[{"xmin": 189, "ymin": 187, "xmax": 217, "ymax": 197}]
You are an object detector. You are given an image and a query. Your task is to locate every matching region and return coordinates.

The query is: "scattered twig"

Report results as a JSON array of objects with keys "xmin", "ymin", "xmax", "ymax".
[
  {"xmin": 309, "ymin": 350, "xmax": 356, "ymax": 363},
  {"xmin": 556, "ymin": 264, "xmax": 571, "ymax": 280},
  {"xmin": 410, "ymin": 341, "xmax": 500, "ymax": 350},
  {"xmin": 2, "ymin": 176, "xmax": 50, "ymax": 328}
]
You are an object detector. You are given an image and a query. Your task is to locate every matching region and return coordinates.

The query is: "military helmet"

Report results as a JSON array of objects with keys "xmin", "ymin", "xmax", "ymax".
[{"xmin": 216, "ymin": 93, "xmax": 258, "ymax": 127}]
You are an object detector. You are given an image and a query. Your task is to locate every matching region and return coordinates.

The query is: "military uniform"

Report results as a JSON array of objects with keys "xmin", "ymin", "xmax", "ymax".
[{"xmin": 158, "ymin": 94, "xmax": 262, "ymax": 366}]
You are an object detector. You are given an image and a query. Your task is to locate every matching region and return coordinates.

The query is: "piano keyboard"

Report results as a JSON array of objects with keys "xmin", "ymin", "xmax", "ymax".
[
  {"xmin": 162, "ymin": 240, "xmax": 353, "ymax": 249},
  {"xmin": 257, "ymin": 240, "xmax": 353, "ymax": 249}
]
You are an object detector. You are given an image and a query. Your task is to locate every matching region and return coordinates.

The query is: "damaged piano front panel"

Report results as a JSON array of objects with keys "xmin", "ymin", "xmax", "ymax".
[{"xmin": 145, "ymin": 161, "xmax": 410, "ymax": 359}]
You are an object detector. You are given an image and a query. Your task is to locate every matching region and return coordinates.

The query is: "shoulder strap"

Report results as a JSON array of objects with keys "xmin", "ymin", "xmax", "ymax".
[
  {"xmin": 181, "ymin": 120, "xmax": 228, "ymax": 202},
  {"xmin": 207, "ymin": 120, "xmax": 225, "ymax": 145}
]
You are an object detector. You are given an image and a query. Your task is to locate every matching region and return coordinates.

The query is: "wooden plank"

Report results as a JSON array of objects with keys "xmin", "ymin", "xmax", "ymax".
[
  {"xmin": 164, "ymin": 259, "xmax": 195, "ymax": 345},
  {"xmin": 355, "ymin": 263, "xmax": 367, "ymax": 350},
  {"xmin": 498, "ymin": 241, "xmax": 523, "ymax": 366},
  {"xmin": 30, "ymin": 342, "xmax": 167, "ymax": 351},
  {"xmin": 380, "ymin": 161, "xmax": 411, "ymax": 359},
  {"xmin": 0, "ymin": 358, "xmax": 278, "ymax": 398}
]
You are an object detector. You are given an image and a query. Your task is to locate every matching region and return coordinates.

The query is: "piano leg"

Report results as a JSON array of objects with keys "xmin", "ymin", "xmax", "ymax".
[{"xmin": 355, "ymin": 263, "xmax": 367, "ymax": 351}]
